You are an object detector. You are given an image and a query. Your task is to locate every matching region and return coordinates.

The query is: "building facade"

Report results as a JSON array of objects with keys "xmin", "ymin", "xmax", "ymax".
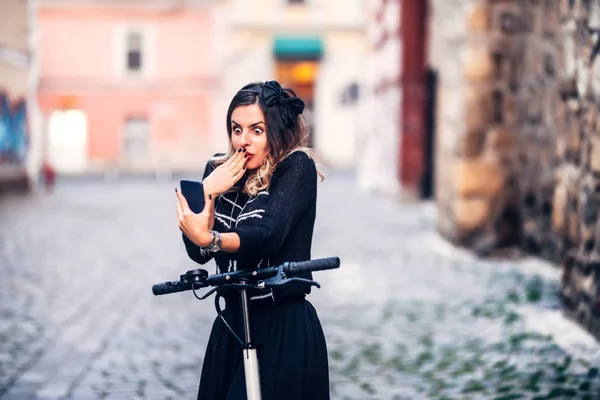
[
  {"xmin": 37, "ymin": 0, "xmax": 221, "ymax": 175},
  {"xmin": 359, "ymin": 0, "xmax": 432, "ymax": 199},
  {"xmin": 212, "ymin": 0, "xmax": 368, "ymax": 169},
  {"xmin": 0, "ymin": 0, "xmax": 41, "ymax": 189}
]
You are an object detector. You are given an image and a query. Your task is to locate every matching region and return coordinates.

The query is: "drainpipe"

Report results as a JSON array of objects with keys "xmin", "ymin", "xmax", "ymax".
[{"xmin": 399, "ymin": 0, "xmax": 428, "ymax": 196}]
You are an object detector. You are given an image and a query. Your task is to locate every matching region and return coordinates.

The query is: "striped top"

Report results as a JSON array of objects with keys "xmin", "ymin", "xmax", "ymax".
[{"xmin": 182, "ymin": 151, "xmax": 318, "ymax": 302}]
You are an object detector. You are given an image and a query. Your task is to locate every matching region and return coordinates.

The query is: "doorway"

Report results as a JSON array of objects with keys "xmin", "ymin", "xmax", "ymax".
[
  {"xmin": 275, "ymin": 60, "xmax": 319, "ymax": 147},
  {"xmin": 47, "ymin": 109, "xmax": 88, "ymax": 174},
  {"xmin": 421, "ymin": 68, "xmax": 437, "ymax": 199}
]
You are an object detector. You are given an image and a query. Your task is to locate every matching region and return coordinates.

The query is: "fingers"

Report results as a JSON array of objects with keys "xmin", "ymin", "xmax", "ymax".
[
  {"xmin": 226, "ymin": 150, "xmax": 247, "ymax": 182},
  {"xmin": 234, "ymin": 151, "xmax": 248, "ymax": 171},
  {"xmin": 175, "ymin": 189, "xmax": 190, "ymax": 211},
  {"xmin": 223, "ymin": 148, "xmax": 244, "ymax": 167},
  {"xmin": 176, "ymin": 201, "xmax": 184, "ymax": 221},
  {"xmin": 232, "ymin": 165, "xmax": 246, "ymax": 182},
  {"xmin": 176, "ymin": 204, "xmax": 187, "ymax": 235}
]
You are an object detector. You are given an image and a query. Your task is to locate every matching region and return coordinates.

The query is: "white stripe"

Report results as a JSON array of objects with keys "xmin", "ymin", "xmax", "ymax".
[
  {"xmin": 238, "ymin": 209, "xmax": 265, "ymax": 219},
  {"xmin": 215, "ymin": 212, "xmax": 236, "ymax": 222},
  {"xmin": 221, "ymin": 195, "xmax": 243, "ymax": 209},
  {"xmin": 247, "ymin": 191, "xmax": 269, "ymax": 203},
  {"xmin": 215, "ymin": 215, "xmax": 231, "ymax": 229},
  {"xmin": 237, "ymin": 214, "xmax": 263, "ymax": 223}
]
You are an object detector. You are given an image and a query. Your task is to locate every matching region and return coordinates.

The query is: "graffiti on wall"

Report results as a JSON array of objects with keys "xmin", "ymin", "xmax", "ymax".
[{"xmin": 0, "ymin": 91, "xmax": 28, "ymax": 166}]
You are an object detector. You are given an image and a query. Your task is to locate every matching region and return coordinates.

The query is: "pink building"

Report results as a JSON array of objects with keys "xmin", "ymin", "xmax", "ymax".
[{"xmin": 37, "ymin": 0, "xmax": 220, "ymax": 175}]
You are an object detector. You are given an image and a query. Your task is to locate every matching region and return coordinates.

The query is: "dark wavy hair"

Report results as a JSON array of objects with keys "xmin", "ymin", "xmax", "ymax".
[{"xmin": 215, "ymin": 81, "xmax": 322, "ymax": 195}]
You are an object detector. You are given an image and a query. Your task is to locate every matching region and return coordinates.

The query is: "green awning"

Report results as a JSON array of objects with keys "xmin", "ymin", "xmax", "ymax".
[{"xmin": 273, "ymin": 36, "xmax": 323, "ymax": 60}]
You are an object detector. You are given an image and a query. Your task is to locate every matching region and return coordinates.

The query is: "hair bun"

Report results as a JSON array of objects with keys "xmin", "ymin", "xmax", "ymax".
[{"xmin": 261, "ymin": 80, "xmax": 305, "ymax": 127}]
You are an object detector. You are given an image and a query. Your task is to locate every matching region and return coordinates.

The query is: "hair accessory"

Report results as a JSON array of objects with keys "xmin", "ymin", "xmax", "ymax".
[{"xmin": 261, "ymin": 80, "xmax": 305, "ymax": 127}]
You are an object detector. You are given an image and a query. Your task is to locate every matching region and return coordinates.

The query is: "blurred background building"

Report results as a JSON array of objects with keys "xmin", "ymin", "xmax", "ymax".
[
  {"xmin": 212, "ymin": 0, "xmax": 367, "ymax": 169},
  {"xmin": 2, "ymin": 0, "xmax": 600, "ymax": 342},
  {"xmin": 34, "ymin": 0, "xmax": 367, "ymax": 177},
  {"xmin": 37, "ymin": 0, "xmax": 220, "ymax": 176},
  {"xmin": 0, "ymin": 0, "xmax": 41, "ymax": 190}
]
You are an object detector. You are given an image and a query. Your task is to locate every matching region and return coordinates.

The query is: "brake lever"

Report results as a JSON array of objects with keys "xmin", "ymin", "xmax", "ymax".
[{"xmin": 259, "ymin": 276, "xmax": 321, "ymax": 289}]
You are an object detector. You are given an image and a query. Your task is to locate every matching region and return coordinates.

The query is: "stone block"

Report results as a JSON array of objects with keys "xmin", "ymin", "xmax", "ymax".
[
  {"xmin": 559, "ymin": 0, "xmax": 573, "ymax": 20},
  {"xmin": 437, "ymin": 118, "xmax": 461, "ymax": 155},
  {"xmin": 552, "ymin": 181, "xmax": 568, "ymax": 235},
  {"xmin": 580, "ymin": 174, "xmax": 600, "ymax": 226},
  {"xmin": 452, "ymin": 197, "xmax": 491, "ymax": 232},
  {"xmin": 590, "ymin": 136, "xmax": 600, "ymax": 172},
  {"xmin": 485, "ymin": 126, "xmax": 516, "ymax": 153},
  {"xmin": 589, "ymin": 53, "xmax": 600, "ymax": 100},
  {"xmin": 523, "ymin": 40, "xmax": 545, "ymax": 77},
  {"xmin": 590, "ymin": 1, "xmax": 600, "ymax": 29},
  {"xmin": 566, "ymin": 116, "xmax": 582, "ymax": 160},
  {"xmin": 580, "ymin": 135, "xmax": 591, "ymax": 167},
  {"xmin": 452, "ymin": 156, "xmax": 506, "ymax": 198},
  {"xmin": 491, "ymin": 1, "xmax": 525, "ymax": 34},
  {"xmin": 583, "ymin": 106, "xmax": 597, "ymax": 136},
  {"xmin": 572, "ymin": 0, "xmax": 590, "ymax": 20},
  {"xmin": 465, "ymin": 86, "xmax": 493, "ymax": 134},
  {"xmin": 464, "ymin": 44, "xmax": 496, "ymax": 83},
  {"xmin": 459, "ymin": 130, "xmax": 486, "ymax": 158},
  {"xmin": 576, "ymin": 57, "xmax": 591, "ymax": 100},
  {"xmin": 467, "ymin": 2, "xmax": 492, "ymax": 34},
  {"xmin": 569, "ymin": 209, "xmax": 581, "ymax": 246},
  {"xmin": 502, "ymin": 92, "xmax": 517, "ymax": 125},
  {"xmin": 580, "ymin": 222, "xmax": 596, "ymax": 252},
  {"xmin": 529, "ymin": 1, "xmax": 545, "ymax": 34}
]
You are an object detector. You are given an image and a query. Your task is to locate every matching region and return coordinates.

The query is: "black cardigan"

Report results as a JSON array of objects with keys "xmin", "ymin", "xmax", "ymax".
[{"xmin": 182, "ymin": 151, "xmax": 318, "ymax": 302}]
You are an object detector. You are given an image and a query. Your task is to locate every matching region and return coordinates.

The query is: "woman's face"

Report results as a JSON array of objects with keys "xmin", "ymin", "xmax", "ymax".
[{"xmin": 230, "ymin": 103, "xmax": 268, "ymax": 170}]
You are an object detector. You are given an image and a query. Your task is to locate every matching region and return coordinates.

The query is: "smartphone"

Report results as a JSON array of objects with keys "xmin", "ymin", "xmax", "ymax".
[{"xmin": 180, "ymin": 180, "xmax": 205, "ymax": 213}]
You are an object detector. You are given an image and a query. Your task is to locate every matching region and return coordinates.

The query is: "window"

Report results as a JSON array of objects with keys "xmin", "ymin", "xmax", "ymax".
[
  {"xmin": 123, "ymin": 118, "xmax": 149, "ymax": 159},
  {"xmin": 340, "ymin": 83, "xmax": 360, "ymax": 105},
  {"xmin": 126, "ymin": 31, "xmax": 143, "ymax": 72},
  {"xmin": 115, "ymin": 26, "xmax": 154, "ymax": 77}
]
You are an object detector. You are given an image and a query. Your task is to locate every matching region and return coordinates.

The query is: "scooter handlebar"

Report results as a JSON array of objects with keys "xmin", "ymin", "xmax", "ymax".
[
  {"xmin": 152, "ymin": 280, "xmax": 202, "ymax": 296},
  {"xmin": 284, "ymin": 257, "xmax": 340, "ymax": 275},
  {"xmin": 152, "ymin": 257, "xmax": 340, "ymax": 296}
]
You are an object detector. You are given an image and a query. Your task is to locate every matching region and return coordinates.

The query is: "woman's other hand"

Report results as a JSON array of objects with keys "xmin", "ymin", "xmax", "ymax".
[
  {"xmin": 176, "ymin": 189, "xmax": 215, "ymax": 247},
  {"xmin": 202, "ymin": 149, "xmax": 247, "ymax": 196}
]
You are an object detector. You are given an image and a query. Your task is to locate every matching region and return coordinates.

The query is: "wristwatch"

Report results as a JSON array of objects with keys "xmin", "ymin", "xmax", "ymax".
[{"xmin": 208, "ymin": 230, "xmax": 222, "ymax": 252}]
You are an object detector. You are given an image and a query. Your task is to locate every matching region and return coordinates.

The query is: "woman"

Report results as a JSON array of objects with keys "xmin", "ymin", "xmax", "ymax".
[{"xmin": 175, "ymin": 80, "xmax": 330, "ymax": 400}]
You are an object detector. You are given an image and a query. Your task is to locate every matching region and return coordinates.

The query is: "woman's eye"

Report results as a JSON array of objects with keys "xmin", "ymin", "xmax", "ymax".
[
  {"xmin": 233, "ymin": 127, "xmax": 241, "ymax": 134},
  {"xmin": 254, "ymin": 128, "xmax": 263, "ymax": 135}
]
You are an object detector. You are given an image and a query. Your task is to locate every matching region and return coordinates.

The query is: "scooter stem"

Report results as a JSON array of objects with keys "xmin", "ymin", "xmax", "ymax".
[{"xmin": 239, "ymin": 288, "xmax": 262, "ymax": 400}]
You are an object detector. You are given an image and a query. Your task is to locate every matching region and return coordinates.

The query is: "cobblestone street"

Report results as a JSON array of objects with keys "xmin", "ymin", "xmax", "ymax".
[{"xmin": 1, "ymin": 172, "xmax": 600, "ymax": 400}]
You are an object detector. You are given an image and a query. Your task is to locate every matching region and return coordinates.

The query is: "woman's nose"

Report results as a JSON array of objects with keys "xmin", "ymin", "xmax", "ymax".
[{"xmin": 240, "ymin": 131, "xmax": 252, "ymax": 146}]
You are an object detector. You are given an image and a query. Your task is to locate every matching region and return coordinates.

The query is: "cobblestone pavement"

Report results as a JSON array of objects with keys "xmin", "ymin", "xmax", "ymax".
[{"xmin": 1, "ymin": 172, "xmax": 600, "ymax": 400}]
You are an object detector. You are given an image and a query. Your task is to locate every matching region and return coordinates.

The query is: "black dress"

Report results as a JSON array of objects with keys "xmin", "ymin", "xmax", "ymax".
[{"xmin": 182, "ymin": 151, "xmax": 330, "ymax": 400}]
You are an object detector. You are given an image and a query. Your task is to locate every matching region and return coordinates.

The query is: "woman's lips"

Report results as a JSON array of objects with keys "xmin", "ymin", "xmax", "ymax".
[{"xmin": 246, "ymin": 152, "xmax": 255, "ymax": 160}]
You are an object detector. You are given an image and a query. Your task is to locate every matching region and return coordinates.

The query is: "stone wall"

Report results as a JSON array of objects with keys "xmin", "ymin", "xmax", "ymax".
[
  {"xmin": 513, "ymin": 1, "xmax": 562, "ymax": 262},
  {"xmin": 432, "ymin": 0, "xmax": 600, "ymax": 340},
  {"xmin": 555, "ymin": 0, "xmax": 600, "ymax": 340},
  {"xmin": 431, "ymin": 0, "xmax": 526, "ymax": 254}
]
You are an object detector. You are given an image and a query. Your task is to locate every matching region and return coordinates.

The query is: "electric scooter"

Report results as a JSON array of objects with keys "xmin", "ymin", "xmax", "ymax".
[{"xmin": 152, "ymin": 256, "xmax": 340, "ymax": 400}]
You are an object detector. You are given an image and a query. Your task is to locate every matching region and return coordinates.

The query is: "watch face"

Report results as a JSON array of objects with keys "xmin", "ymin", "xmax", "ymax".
[
  {"xmin": 215, "ymin": 232, "xmax": 222, "ymax": 251},
  {"xmin": 211, "ymin": 231, "xmax": 221, "ymax": 252}
]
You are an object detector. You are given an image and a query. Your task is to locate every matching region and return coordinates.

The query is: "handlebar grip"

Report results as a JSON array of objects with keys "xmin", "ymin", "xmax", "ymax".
[
  {"xmin": 285, "ymin": 257, "xmax": 340, "ymax": 275},
  {"xmin": 152, "ymin": 280, "xmax": 197, "ymax": 296}
]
